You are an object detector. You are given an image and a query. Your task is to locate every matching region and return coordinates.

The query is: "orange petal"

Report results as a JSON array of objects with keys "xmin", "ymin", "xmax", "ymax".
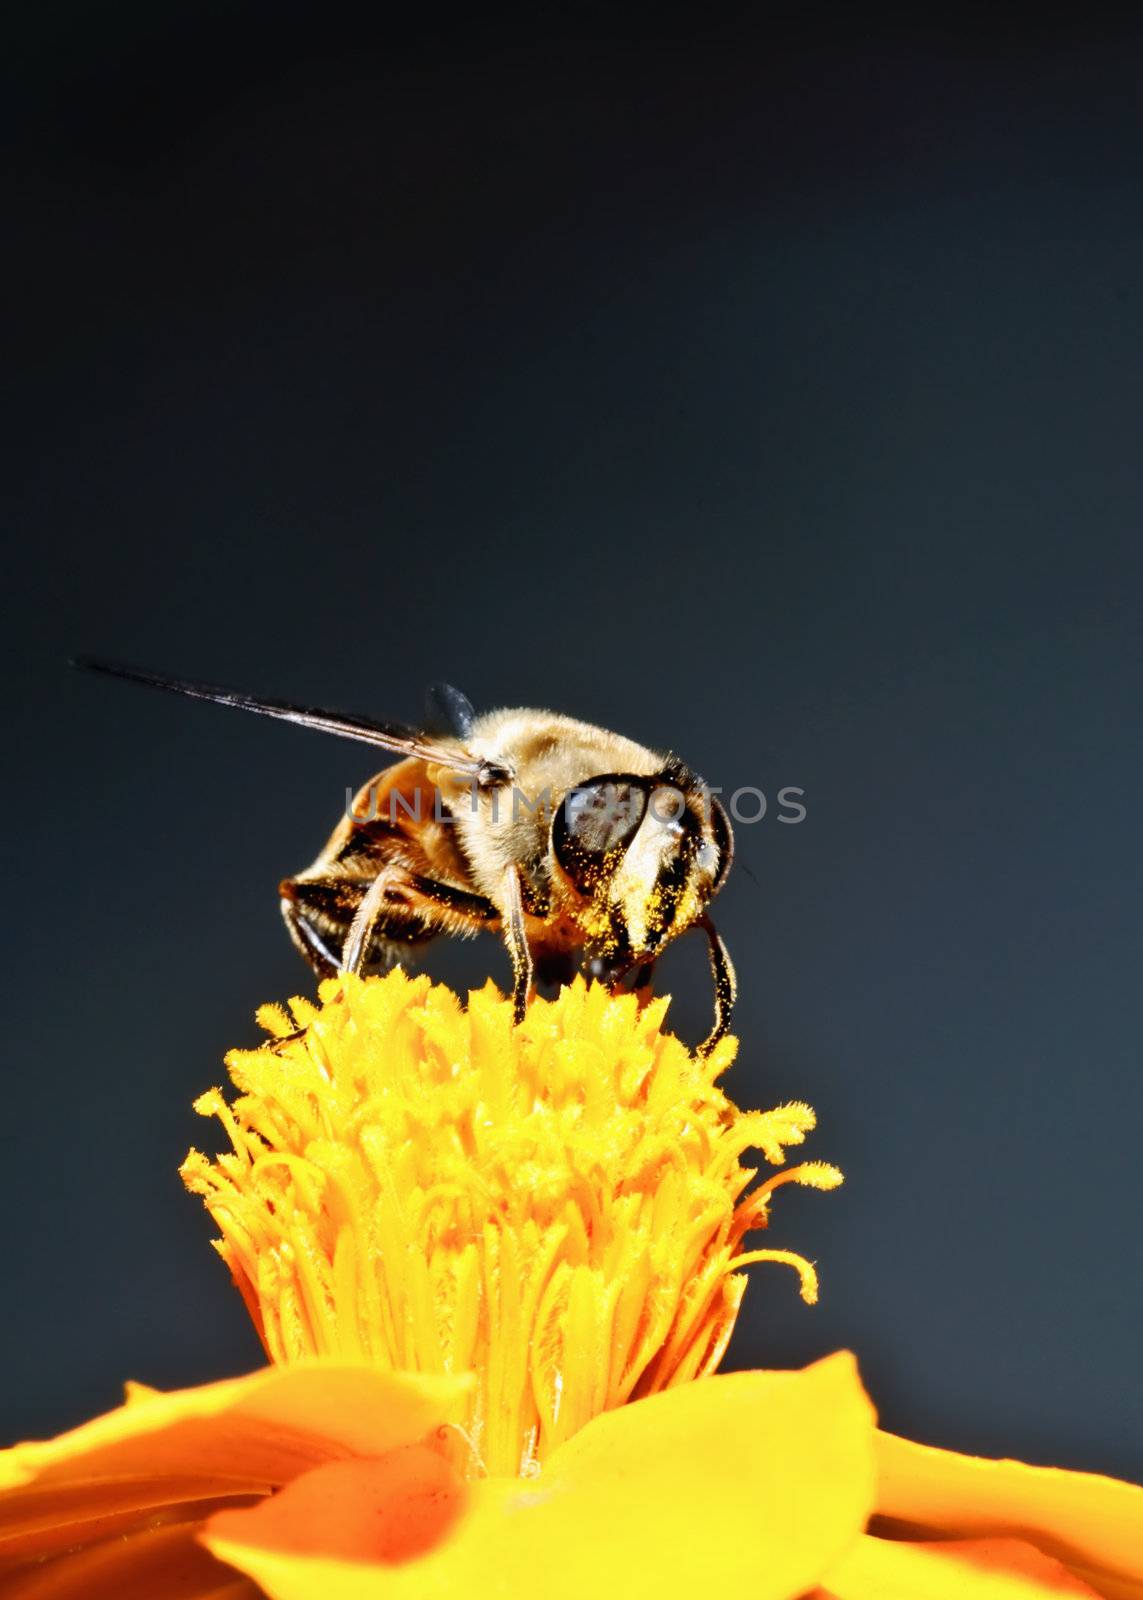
[
  {"xmin": 821, "ymin": 1532, "xmax": 1105, "ymax": 1599},
  {"xmin": 0, "ymin": 1363, "xmax": 471, "ymax": 1597},
  {"xmin": 205, "ymin": 1351, "xmax": 877, "ymax": 1600},
  {"xmin": 874, "ymin": 1430, "xmax": 1143, "ymax": 1599},
  {"xmin": 0, "ymin": 1520, "xmax": 259, "ymax": 1600},
  {"xmin": 208, "ymin": 1446, "xmax": 468, "ymax": 1564}
]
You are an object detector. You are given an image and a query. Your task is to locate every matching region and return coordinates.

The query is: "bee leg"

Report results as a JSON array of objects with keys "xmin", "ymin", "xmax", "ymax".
[
  {"xmin": 341, "ymin": 865, "xmax": 403, "ymax": 974},
  {"xmin": 499, "ymin": 866, "xmax": 534, "ymax": 1023},
  {"xmin": 284, "ymin": 863, "xmax": 502, "ymax": 983},
  {"xmin": 629, "ymin": 960, "xmax": 658, "ymax": 1009},
  {"xmin": 281, "ymin": 868, "xmax": 406, "ymax": 981},
  {"xmin": 341, "ymin": 862, "xmax": 502, "ymax": 974},
  {"xmin": 697, "ymin": 915, "xmax": 737, "ymax": 1057},
  {"xmin": 280, "ymin": 884, "xmax": 342, "ymax": 979}
]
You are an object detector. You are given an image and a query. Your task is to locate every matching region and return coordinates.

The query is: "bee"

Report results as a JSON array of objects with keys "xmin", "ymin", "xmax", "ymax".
[{"xmin": 78, "ymin": 661, "xmax": 737, "ymax": 1052}]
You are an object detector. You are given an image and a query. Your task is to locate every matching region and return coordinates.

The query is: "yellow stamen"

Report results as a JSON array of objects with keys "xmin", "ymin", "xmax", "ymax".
[
  {"xmin": 727, "ymin": 1248, "xmax": 822, "ymax": 1304},
  {"xmin": 182, "ymin": 970, "xmax": 839, "ymax": 1478}
]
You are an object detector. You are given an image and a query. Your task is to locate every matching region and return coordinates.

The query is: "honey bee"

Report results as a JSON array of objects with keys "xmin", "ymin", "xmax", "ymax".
[{"xmin": 78, "ymin": 661, "xmax": 737, "ymax": 1052}]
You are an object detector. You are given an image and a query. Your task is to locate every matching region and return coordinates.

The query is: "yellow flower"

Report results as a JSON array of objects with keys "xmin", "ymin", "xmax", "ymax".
[
  {"xmin": 0, "ymin": 1354, "xmax": 875, "ymax": 1600},
  {"xmin": 180, "ymin": 970, "xmax": 840, "ymax": 1477},
  {"xmin": 0, "ymin": 971, "xmax": 1140, "ymax": 1600}
]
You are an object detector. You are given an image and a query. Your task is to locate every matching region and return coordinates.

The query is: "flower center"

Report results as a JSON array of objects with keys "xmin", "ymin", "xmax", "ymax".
[{"xmin": 182, "ymin": 971, "xmax": 840, "ymax": 1478}]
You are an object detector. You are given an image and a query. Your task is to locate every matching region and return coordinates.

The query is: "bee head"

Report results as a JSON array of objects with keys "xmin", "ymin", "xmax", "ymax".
[{"xmin": 551, "ymin": 769, "xmax": 733, "ymax": 964}]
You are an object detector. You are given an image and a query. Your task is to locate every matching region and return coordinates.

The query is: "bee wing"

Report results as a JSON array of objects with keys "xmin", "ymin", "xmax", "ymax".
[{"xmin": 74, "ymin": 657, "xmax": 487, "ymax": 777}]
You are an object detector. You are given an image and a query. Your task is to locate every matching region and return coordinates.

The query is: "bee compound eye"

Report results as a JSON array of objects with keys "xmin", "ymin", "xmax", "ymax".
[{"xmin": 552, "ymin": 776, "xmax": 649, "ymax": 889}]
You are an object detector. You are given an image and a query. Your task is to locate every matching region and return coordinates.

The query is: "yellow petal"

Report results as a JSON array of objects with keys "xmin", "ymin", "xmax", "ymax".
[
  {"xmin": 1, "ymin": 1363, "xmax": 471, "ymax": 1497},
  {"xmin": 205, "ymin": 1351, "xmax": 876, "ymax": 1600},
  {"xmin": 0, "ymin": 1363, "xmax": 471, "ymax": 1593},
  {"xmin": 874, "ymin": 1430, "xmax": 1143, "ymax": 1599},
  {"xmin": 821, "ymin": 1533, "xmax": 1104, "ymax": 1600}
]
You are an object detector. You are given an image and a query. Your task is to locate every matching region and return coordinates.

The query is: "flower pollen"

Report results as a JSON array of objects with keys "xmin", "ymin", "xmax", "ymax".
[{"xmin": 182, "ymin": 970, "xmax": 840, "ymax": 1478}]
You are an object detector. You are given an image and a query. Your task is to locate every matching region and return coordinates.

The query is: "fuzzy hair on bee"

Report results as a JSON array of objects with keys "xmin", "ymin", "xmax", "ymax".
[{"xmin": 76, "ymin": 660, "xmax": 737, "ymax": 1052}]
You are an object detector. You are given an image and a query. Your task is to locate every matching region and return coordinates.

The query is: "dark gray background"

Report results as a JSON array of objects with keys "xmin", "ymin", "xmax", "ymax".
[{"xmin": 4, "ymin": 10, "xmax": 1142, "ymax": 1479}]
